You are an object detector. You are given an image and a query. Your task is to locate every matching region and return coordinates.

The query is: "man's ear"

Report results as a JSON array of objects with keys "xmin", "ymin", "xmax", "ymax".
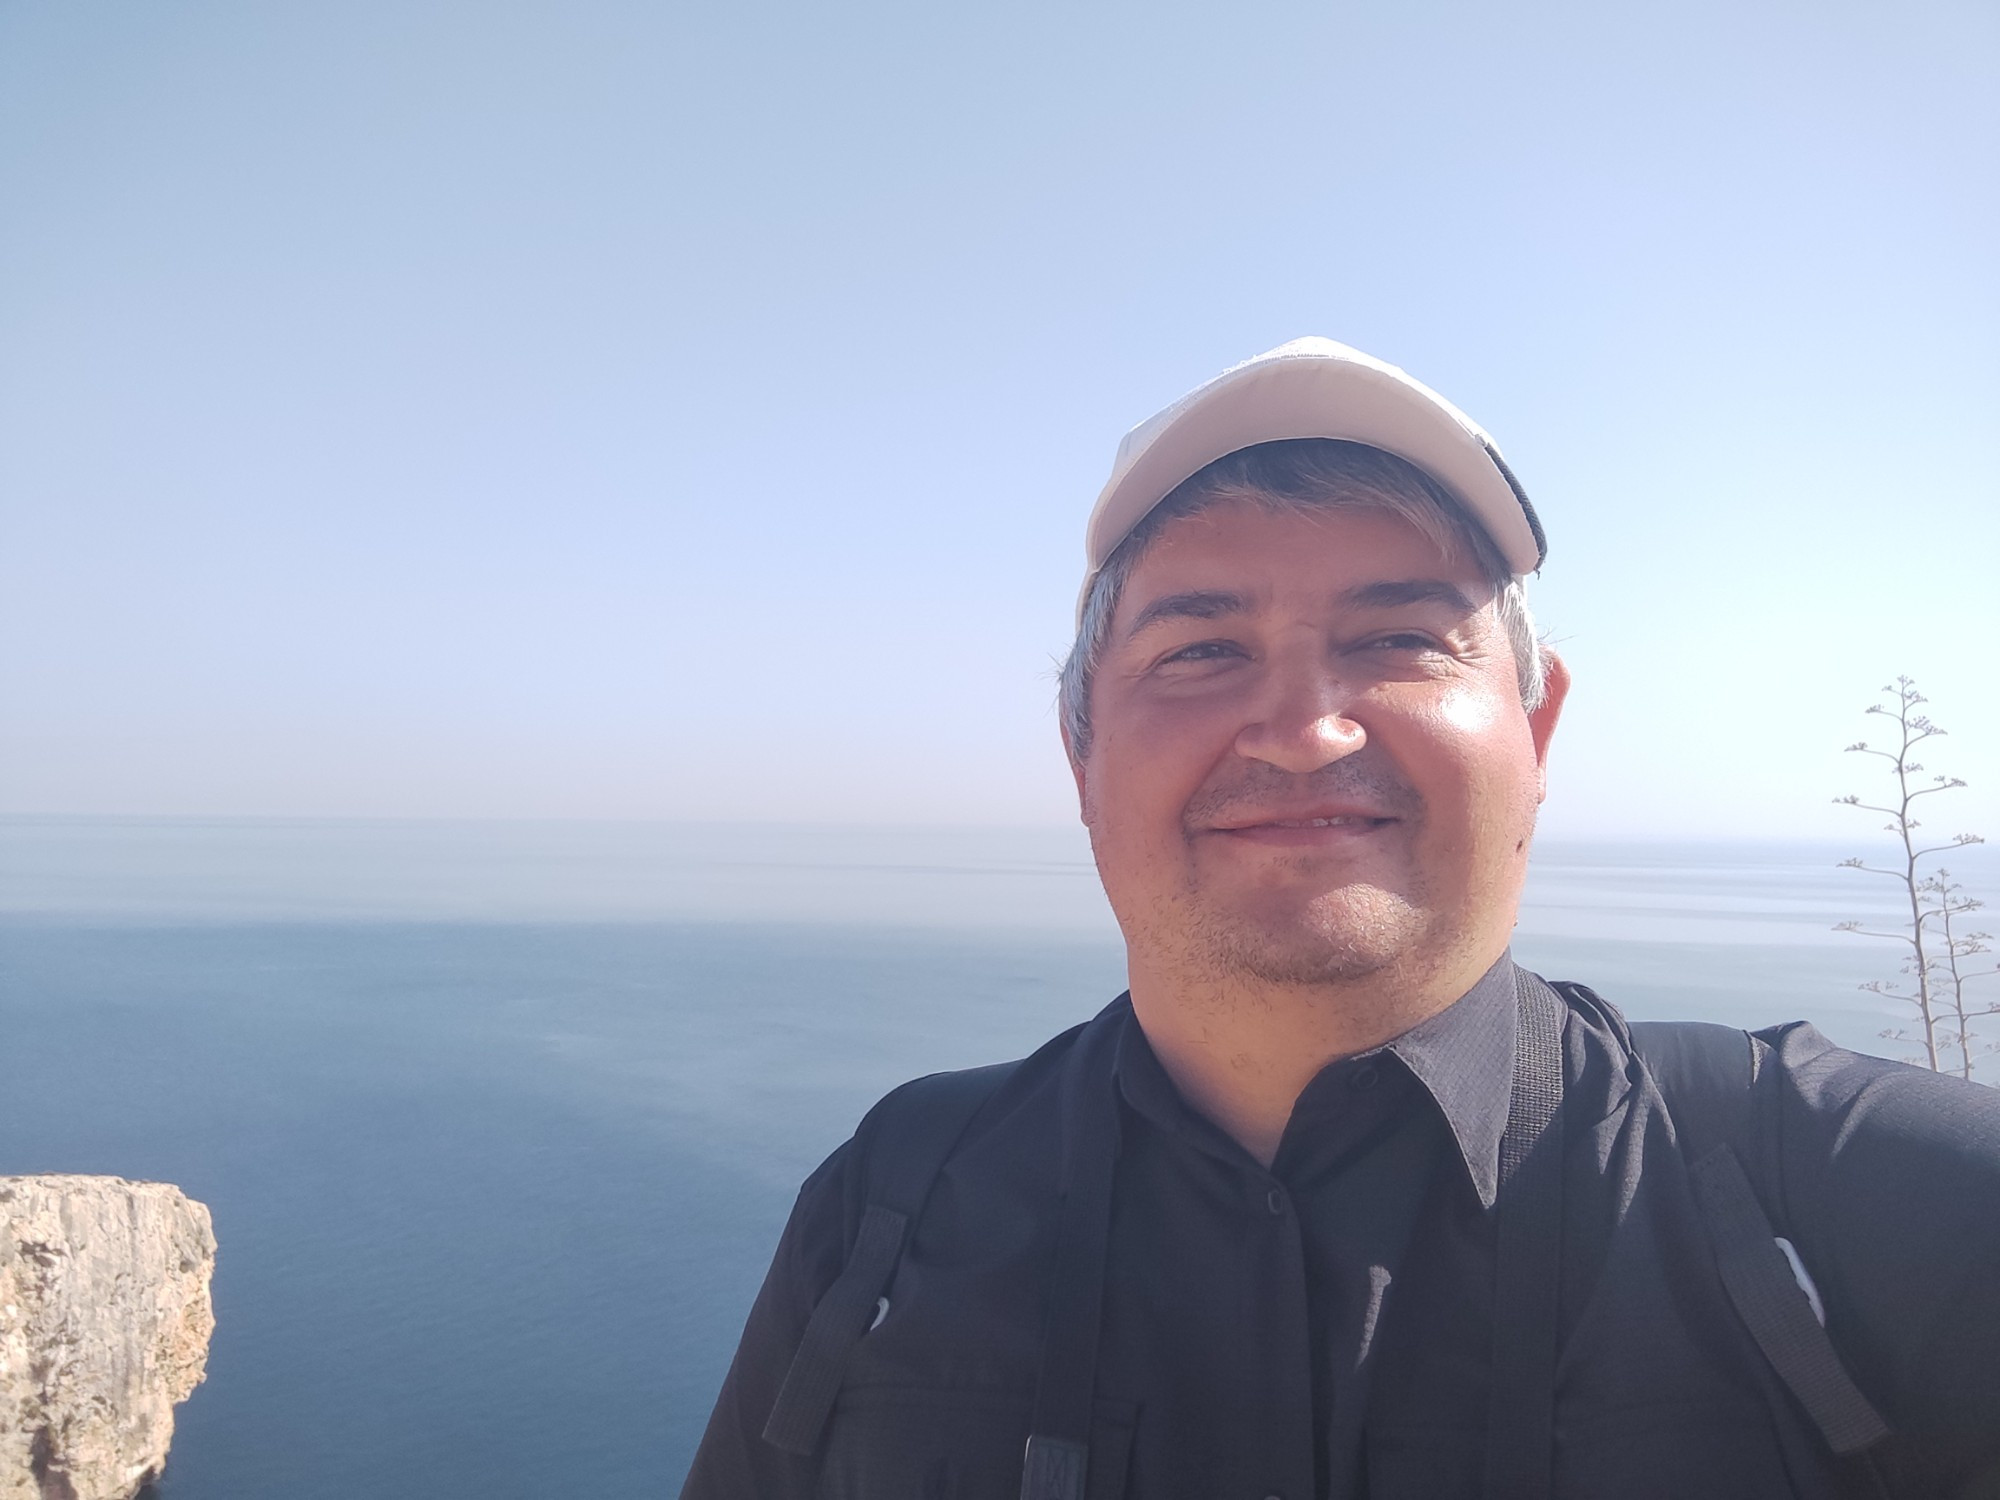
[
  {"xmin": 1059, "ymin": 721, "xmax": 1090, "ymax": 821},
  {"xmin": 1528, "ymin": 650, "xmax": 1570, "ymax": 804}
]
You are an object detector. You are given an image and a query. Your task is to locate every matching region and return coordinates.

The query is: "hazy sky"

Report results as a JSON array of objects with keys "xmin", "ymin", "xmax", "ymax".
[{"xmin": 3, "ymin": 0, "xmax": 1995, "ymax": 838}]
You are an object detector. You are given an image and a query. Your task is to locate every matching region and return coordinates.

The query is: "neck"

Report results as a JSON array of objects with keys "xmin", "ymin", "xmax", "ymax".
[{"xmin": 1126, "ymin": 949, "xmax": 1499, "ymax": 1168}]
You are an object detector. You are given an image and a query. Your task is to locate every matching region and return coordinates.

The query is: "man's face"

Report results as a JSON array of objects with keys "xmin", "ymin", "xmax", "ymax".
[{"xmin": 1072, "ymin": 497, "xmax": 1567, "ymax": 995}]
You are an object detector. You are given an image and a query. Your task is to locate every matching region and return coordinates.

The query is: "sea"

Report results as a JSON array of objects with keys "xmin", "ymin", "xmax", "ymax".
[{"xmin": 1, "ymin": 817, "xmax": 1993, "ymax": 1498}]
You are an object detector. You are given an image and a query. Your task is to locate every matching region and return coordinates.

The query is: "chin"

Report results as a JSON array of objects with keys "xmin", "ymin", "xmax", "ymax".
[{"xmin": 1191, "ymin": 887, "xmax": 1429, "ymax": 988}]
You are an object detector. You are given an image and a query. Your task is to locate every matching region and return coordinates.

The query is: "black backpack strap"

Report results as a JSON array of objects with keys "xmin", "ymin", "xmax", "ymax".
[
  {"xmin": 1690, "ymin": 1149, "xmax": 1891, "ymax": 1455},
  {"xmin": 1624, "ymin": 1014, "xmax": 1891, "ymax": 1458},
  {"xmin": 1627, "ymin": 1018, "xmax": 1760, "ymax": 1166},
  {"xmin": 1480, "ymin": 967, "xmax": 1570, "ymax": 1499},
  {"xmin": 1020, "ymin": 1018, "xmax": 1125, "ymax": 1500},
  {"xmin": 761, "ymin": 1060, "xmax": 1018, "ymax": 1456}
]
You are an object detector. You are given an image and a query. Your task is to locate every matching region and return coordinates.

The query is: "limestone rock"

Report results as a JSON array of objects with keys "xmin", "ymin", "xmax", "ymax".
[{"xmin": 0, "ymin": 1176, "xmax": 215, "ymax": 1500}]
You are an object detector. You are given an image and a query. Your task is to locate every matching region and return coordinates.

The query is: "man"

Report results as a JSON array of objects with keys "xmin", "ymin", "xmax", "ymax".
[{"xmin": 682, "ymin": 339, "xmax": 2000, "ymax": 1499}]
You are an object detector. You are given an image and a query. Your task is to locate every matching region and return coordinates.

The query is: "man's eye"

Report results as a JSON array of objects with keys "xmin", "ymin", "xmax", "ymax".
[
  {"xmin": 1159, "ymin": 641, "xmax": 1243, "ymax": 666},
  {"xmin": 1367, "ymin": 632, "xmax": 1440, "ymax": 652}
]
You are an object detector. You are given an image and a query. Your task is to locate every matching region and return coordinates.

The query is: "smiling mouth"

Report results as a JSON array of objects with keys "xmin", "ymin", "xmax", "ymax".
[
  {"xmin": 1251, "ymin": 816, "xmax": 1390, "ymax": 829},
  {"xmin": 1209, "ymin": 813, "xmax": 1398, "ymax": 844}
]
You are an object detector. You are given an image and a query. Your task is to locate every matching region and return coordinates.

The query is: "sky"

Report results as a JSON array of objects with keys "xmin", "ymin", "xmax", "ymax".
[{"xmin": 2, "ymin": 0, "xmax": 1995, "ymax": 839}]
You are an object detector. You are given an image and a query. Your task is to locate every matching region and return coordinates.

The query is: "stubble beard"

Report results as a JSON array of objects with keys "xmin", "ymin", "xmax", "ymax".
[
  {"xmin": 1162, "ymin": 757, "xmax": 1440, "ymax": 991},
  {"xmin": 1158, "ymin": 862, "xmax": 1440, "ymax": 991}
]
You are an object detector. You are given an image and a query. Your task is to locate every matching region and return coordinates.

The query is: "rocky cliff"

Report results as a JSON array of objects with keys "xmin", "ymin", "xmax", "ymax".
[{"xmin": 0, "ymin": 1177, "xmax": 215, "ymax": 1500}]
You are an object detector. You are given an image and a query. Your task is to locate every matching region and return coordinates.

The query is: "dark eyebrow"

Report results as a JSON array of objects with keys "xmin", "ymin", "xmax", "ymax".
[
  {"xmin": 1122, "ymin": 589, "xmax": 1248, "ymax": 641},
  {"xmin": 1340, "ymin": 579, "xmax": 1481, "ymax": 613},
  {"xmin": 1121, "ymin": 579, "xmax": 1482, "ymax": 644}
]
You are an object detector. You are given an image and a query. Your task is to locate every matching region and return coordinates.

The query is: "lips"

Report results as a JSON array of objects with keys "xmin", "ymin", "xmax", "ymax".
[
  {"xmin": 1202, "ymin": 808, "xmax": 1399, "ymax": 846},
  {"xmin": 1229, "ymin": 814, "xmax": 1391, "ymax": 829},
  {"xmin": 1183, "ymin": 762, "xmax": 1420, "ymax": 845},
  {"xmin": 1207, "ymin": 807, "xmax": 1396, "ymax": 833}
]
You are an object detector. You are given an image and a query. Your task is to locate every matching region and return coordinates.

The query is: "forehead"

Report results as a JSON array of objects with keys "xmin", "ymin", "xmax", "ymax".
[{"xmin": 1113, "ymin": 498, "xmax": 1488, "ymax": 621}]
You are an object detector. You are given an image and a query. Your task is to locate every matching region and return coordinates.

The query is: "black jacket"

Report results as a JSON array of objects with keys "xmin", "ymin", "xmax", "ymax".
[{"xmin": 683, "ymin": 964, "xmax": 2000, "ymax": 1499}]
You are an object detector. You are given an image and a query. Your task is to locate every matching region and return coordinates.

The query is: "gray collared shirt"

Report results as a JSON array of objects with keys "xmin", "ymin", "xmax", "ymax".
[{"xmin": 682, "ymin": 957, "xmax": 2000, "ymax": 1498}]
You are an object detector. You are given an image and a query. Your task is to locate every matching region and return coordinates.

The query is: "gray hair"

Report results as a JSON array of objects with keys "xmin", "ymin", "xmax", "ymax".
[{"xmin": 1058, "ymin": 439, "xmax": 1547, "ymax": 760}]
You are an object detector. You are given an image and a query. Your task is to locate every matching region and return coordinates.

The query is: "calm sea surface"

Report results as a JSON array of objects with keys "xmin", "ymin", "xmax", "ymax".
[{"xmin": 2, "ymin": 818, "xmax": 1993, "ymax": 1497}]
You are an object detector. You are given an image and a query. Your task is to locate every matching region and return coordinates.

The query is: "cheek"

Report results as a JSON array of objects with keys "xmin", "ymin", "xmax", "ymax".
[
  {"xmin": 1406, "ymin": 687, "xmax": 1538, "ymax": 811},
  {"xmin": 1432, "ymin": 682, "xmax": 1507, "ymax": 736},
  {"xmin": 1403, "ymin": 689, "xmax": 1511, "ymax": 785},
  {"xmin": 1090, "ymin": 700, "xmax": 1234, "ymax": 816},
  {"xmin": 1079, "ymin": 739, "xmax": 1172, "ymax": 845}
]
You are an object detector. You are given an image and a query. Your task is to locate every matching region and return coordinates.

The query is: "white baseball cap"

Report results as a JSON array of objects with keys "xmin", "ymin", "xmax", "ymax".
[{"xmin": 1080, "ymin": 337, "xmax": 1547, "ymax": 617}]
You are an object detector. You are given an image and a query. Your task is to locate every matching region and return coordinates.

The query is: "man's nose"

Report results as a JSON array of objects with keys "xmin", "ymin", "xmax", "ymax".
[{"xmin": 1232, "ymin": 660, "xmax": 1366, "ymax": 775}]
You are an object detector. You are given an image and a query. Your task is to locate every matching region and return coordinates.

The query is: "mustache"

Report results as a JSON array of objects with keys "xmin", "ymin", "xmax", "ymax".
[{"xmin": 1182, "ymin": 757, "xmax": 1422, "ymax": 827}]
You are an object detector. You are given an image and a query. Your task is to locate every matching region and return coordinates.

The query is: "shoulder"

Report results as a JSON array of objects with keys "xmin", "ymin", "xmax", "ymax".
[
  {"xmin": 1761, "ymin": 1019, "xmax": 2000, "ymax": 1121},
  {"xmin": 1548, "ymin": 978, "xmax": 2000, "ymax": 1179},
  {"xmin": 1539, "ymin": 979, "xmax": 2000, "ymax": 1260},
  {"xmin": 802, "ymin": 998, "xmax": 1130, "ymax": 1244},
  {"xmin": 1756, "ymin": 1023, "xmax": 2000, "ymax": 1184},
  {"xmin": 855, "ymin": 1001, "xmax": 1117, "ymax": 1148},
  {"xmin": 1756, "ymin": 1022, "xmax": 2000, "ymax": 1238}
]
